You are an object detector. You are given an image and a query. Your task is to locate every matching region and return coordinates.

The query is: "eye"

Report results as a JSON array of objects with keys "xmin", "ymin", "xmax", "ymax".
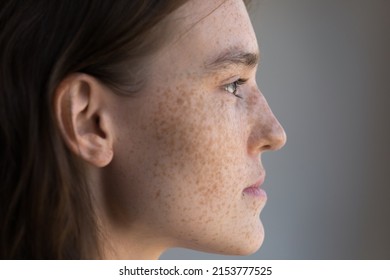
[{"xmin": 224, "ymin": 79, "xmax": 247, "ymax": 99}]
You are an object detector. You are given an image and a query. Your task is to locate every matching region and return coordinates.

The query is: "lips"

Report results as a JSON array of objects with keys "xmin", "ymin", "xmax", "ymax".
[{"xmin": 243, "ymin": 175, "xmax": 266, "ymax": 198}]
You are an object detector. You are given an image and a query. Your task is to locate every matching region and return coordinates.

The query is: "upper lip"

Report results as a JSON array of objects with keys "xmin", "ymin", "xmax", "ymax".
[{"xmin": 246, "ymin": 171, "xmax": 266, "ymax": 189}]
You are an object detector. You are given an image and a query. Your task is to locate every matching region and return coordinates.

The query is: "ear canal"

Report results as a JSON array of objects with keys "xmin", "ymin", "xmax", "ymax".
[{"xmin": 94, "ymin": 115, "xmax": 107, "ymax": 139}]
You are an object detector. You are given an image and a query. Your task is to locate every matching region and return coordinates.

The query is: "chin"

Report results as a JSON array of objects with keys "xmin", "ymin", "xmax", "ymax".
[
  {"xmin": 210, "ymin": 235, "xmax": 264, "ymax": 256},
  {"xmin": 230, "ymin": 218, "xmax": 265, "ymax": 256},
  {"xmin": 228, "ymin": 228, "xmax": 265, "ymax": 256},
  {"xmin": 191, "ymin": 221, "xmax": 265, "ymax": 256},
  {"xmin": 238, "ymin": 233, "xmax": 264, "ymax": 256}
]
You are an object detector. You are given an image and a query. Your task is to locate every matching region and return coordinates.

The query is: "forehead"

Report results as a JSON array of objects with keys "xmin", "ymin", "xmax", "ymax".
[{"xmin": 158, "ymin": 0, "xmax": 258, "ymax": 71}]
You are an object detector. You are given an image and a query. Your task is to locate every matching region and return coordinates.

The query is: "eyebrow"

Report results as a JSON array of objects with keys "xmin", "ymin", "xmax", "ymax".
[{"xmin": 204, "ymin": 49, "xmax": 260, "ymax": 71}]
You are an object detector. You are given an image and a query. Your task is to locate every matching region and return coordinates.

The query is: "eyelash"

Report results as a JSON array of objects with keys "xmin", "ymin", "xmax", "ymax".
[{"xmin": 224, "ymin": 79, "xmax": 247, "ymax": 99}]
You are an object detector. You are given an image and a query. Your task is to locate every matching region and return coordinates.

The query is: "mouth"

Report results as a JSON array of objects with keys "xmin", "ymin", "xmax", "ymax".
[{"xmin": 242, "ymin": 175, "xmax": 267, "ymax": 199}]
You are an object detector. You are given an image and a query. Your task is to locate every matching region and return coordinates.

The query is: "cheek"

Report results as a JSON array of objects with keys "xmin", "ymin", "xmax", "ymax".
[
  {"xmin": 109, "ymin": 84, "xmax": 263, "ymax": 254},
  {"xmin": 146, "ymin": 88, "xmax": 260, "ymax": 244},
  {"xmin": 150, "ymin": 86, "xmax": 244, "ymax": 183}
]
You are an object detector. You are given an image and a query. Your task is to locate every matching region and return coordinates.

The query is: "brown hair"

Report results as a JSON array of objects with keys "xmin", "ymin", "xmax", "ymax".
[{"xmin": 0, "ymin": 0, "xmax": 188, "ymax": 259}]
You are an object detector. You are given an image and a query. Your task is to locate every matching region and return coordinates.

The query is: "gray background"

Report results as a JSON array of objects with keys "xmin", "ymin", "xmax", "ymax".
[{"xmin": 161, "ymin": 0, "xmax": 390, "ymax": 259}]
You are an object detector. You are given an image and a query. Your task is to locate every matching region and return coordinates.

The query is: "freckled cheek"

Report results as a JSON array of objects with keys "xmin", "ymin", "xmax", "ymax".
[
  {"xmin": 151, "ymin": 97, "xmax": 243, "ymax": 172},
  {"xmin": 149, "ymin": 102, "xmax": 246, "ymax": 214},
  {"xmin": 132, "ymin": 92, "xmax": 259, "ymax": 247},
  {"xmin": 114, "ymin": 87, "xmax": 247, "ymax": 207}
]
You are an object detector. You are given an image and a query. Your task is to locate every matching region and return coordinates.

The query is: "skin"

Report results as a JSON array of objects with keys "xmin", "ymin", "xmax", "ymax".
[{"xmin": 55, "ymin": 0, "xmax": 286, "ymax": 259}]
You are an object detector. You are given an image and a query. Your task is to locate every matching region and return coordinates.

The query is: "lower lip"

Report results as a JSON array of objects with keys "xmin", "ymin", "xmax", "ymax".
[{"xmin": 243, "ymin": 186, "xmax": 267, "ymax": 199}]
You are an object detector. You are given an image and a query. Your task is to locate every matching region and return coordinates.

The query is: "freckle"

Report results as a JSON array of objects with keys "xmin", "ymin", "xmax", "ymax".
[
  {"xmin": 195, "ymin": 186, "xmax": 206, "ymax": 195},
  {"xmin": 154, "ymin": 190, "xmax": 160, "ymax": 199},
  {"xmin": 176, "ymin": 97, "xmax": 184, "ymax": 105}
]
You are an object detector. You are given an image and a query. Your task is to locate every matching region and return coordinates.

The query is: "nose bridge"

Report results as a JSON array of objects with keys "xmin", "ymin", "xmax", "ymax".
[{"xmin": 247, "ymin": 93, "xmax": 287, "ymax": 154}]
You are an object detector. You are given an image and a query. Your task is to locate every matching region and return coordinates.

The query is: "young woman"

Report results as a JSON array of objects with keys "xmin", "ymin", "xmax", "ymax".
[{"xmin": 0, "ymin": 0, "xmax": 286, "ymax": 259}]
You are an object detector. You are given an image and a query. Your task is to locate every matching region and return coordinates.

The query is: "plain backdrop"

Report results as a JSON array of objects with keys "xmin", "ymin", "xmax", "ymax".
[{"xmin": 161, "ymin": 0, "xmax": 390, "ymax": 259}]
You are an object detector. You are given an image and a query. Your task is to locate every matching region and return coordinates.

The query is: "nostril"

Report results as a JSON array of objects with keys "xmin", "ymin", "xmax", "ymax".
[{"xmin": 262, "ymin": 144, "xmax": 271, "ymax": 150}]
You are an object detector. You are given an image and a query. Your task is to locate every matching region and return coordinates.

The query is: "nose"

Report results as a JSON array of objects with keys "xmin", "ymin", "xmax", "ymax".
[{"xmin": 247, "ymin": 94, "xmax": 287, "ymax": 155}]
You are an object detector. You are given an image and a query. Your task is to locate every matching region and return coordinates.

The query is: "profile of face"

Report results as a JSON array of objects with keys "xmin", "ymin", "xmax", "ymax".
[{"xmin": 58, "ymin": 0, "xmax": 286, "ymax": 259}]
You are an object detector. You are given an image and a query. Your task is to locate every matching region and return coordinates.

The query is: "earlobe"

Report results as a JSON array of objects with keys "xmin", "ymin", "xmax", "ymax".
[{"xmin": 54, "ymin": 73, "xmax": 114, "ymax": 167}]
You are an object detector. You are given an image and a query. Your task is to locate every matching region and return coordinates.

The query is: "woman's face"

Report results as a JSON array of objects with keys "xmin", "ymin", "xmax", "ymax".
[{"xmin": 101, "ymin": 0, "xmax": 286, "ymax": 257}]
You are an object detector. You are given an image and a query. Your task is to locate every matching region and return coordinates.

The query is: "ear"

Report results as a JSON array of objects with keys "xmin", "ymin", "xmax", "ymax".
[{"xmin": 54, "ymin": 73, "xmax": 114, "ymax": 167}]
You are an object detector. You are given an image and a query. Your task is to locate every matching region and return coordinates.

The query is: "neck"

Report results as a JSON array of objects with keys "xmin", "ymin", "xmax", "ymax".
[
  {"xmin": 88, "ymin": 166, "xmax": 172, "ymax": 260},
  {"xmin": 95, "ymin": 202, "xmax": 172, "ymax": 260},
  {"xmin": 99, "ymin": 230, "xmax": 165, "ymax": 260}
]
